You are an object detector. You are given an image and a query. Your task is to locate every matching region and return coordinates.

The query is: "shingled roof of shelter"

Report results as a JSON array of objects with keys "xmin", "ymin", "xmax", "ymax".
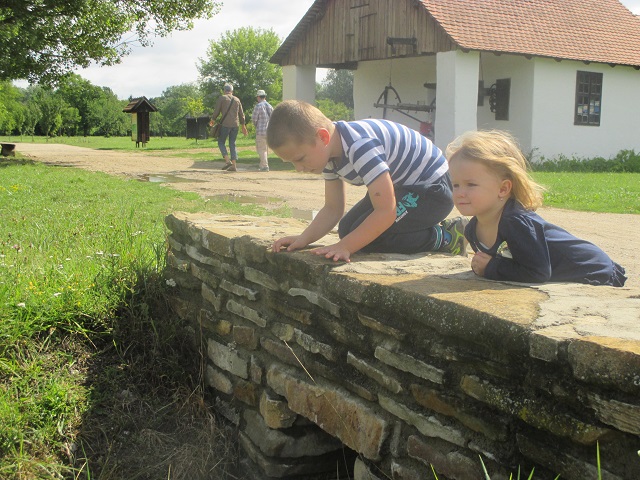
[{"xmin": 420, "ymin": 0, "xmax": 640, "ymax": 66}]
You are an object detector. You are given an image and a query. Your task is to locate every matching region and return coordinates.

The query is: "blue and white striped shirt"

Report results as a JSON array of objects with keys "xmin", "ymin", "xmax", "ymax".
[{"xmin": 323, "ymin": 120, "xmax": 448, "ymax": 187}]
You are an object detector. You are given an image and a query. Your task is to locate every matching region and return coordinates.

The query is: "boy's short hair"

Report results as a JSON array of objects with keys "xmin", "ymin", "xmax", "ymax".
[{"xmin": 267, "ymin": 100, "xmax": 333, "ymax": 149}]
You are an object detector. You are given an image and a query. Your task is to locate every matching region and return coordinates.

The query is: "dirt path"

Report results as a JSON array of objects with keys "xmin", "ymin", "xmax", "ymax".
[{"xmin": 11, "ymin": 142, "xmax": 638, "ymax": 288}]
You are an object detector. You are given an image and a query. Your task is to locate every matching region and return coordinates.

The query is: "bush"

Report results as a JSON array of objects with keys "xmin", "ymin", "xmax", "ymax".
[{"xmin": 532, "ymin": 149, "xmax": 640, "ymax": 173}]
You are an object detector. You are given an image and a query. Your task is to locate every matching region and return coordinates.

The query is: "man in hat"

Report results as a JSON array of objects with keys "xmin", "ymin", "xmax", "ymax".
[{"xmin": 251, "ymin": 89, "xmax": 273, "ymax": 172}]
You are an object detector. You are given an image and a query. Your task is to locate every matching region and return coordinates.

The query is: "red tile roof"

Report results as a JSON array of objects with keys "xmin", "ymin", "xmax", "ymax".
[{"xmin": 420, "ymin": 0, "xmax": 640, "ymax": 66}]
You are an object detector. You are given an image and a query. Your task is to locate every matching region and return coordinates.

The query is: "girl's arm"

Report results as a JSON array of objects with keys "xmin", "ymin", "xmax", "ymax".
[
  {"xmin": 272, "ymin": 179, "xmax": 346, "ymax": 252},
  {"xmin": 312, "ymin": 172, "xmax": 396, "ymax": 262},
  {"xmin": 483, "ymin": 216, "xmax": 552, "ymax": 283}
]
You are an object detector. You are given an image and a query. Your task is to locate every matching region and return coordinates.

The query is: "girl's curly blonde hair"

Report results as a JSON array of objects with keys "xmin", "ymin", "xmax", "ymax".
[{"xmin": 446, "ymin": 130, "xmax": 544, "ymax": 211}]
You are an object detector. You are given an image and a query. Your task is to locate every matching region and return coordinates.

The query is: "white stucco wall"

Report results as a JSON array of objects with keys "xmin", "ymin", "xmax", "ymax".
[
  {"xmin": 353, "ymin": 57, "xmax": 437, "ymax": 131},
  {"xmin": 435, "ymin": 50, "xmax": 480, "ymax": 152},
  {"xmin": 530, "ymin": 58, "xmax": 640, "ymax": 159},
  {"xmin": 282, "ymin": 65, "xmax": 316, "ymax": 104},
  {"xmin": 476, "ymin": 54, "xmax": 535, "ymax": 155}
]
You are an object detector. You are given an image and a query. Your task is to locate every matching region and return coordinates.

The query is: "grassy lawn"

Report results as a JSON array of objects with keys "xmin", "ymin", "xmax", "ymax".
[
  {"xmin": 0, "ymin": 159, "xmax": 283, "ymax": 479},
  {"xmin": 534, "ymin": 172, "xmax": 640, "ymax": 214}
]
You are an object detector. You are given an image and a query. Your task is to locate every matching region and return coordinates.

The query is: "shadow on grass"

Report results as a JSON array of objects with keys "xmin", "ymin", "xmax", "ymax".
[{"xmin": 70, "ymin": 272, "xmax": 240, "ymax": 480}]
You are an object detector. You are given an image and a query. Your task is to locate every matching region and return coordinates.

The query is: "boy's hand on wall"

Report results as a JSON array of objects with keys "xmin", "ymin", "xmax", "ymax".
[
  {"xmin": 272, "ymin": 235, "xmax": 308, "ymax": 253},
  {"xmin": 310, "ymin": 243, "xmax": 351, "ymax": 263}
]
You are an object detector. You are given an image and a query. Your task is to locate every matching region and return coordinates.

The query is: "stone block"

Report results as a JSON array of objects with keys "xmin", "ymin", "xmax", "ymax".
[
  {"xmin": 407, "ymin": 435, "xmax": 479, "ymax": 480},
  {"xmin": 266, "ymin": 294, "xmax": 313, "ymax": 324},
  {"xmin": 244, "ymin": 266, "xmax": 281, "ymax": 291},
  {"xmin": 226, "ymin": 299, "xmax": 266, "ymax": 327},
  {"xmin": 271, "ymin": 322, "xmax": 295, "ymax": 342},
  {"xmin": 250, "ymin": 355, "xmax": 263, "ymax": 384},
  {"xmin": 206, "ymin": 365, "xmax": 233, "ymax": 395},
  {"xmin": 234, "ymin": 235, "xmax": 268, "ymax": 265},
  {"xmin": 347, "ymin": 352, "xmax": 403, "ymax": 394},
  {"xmin": 201, "ymin": 283, "xmax": 223, "ymax": 312},
  {"xmin": 379, "ymin": 395, "xmax": 466, "ymax": 447},
  {"xmin": 238, "ymin": 432, "xmax": 342, "ymax": 478},
  {"xmin": 375, "ymin": 346, "xmax": 444, "ymax": 384},
  {"xmin": 167, "ymin": 234, "xmax": 183, "ymax": 252},
  {"xmin": 185, "ymin": 243, "xmax": 223, "ymax": 267},
  {"xmin": 354, "ymin": 458, "xmax": 385, "ymax": 480},
  {"xmin": 587, "ymin": 393, "xmax": 640, "ymax": 435},
  {"xmin": 460, "ymin": 375, "xmax": 611, "ymax": 445},
  {"xmin": 294, "ymin": 328, "xmax": 339, "ymax": 362},
  {"xmin": 233, "ymin": 325, "xmax": 259, "ymax": 350},
  {"xmin": 260, "ymin": 390, "xmax": 297, "ymax": 429},
  {"xmin": 530, "ymin": 325, "xmax": 574, "ymax": 362},
  {"xmin": 358, "ymin": 312, "xmax": 406, "ymax": 340},
  {"xmin": 201, "ymin": 228, "xmax": 234, "ymax": 257},
  {"xmin": 391, "ymin": 459, "xmax": 426, "ymax": 480},
  {"xmin": 234, "ymin": 379, "xmax": 259, "ymax": 406},
  {"xmin": 207, "ymin": 338, "xmax": 248, "ymax": 379},
  {"xmin": 244, "ymin": 409, "xmax": 342, "ymax": 458},
  {"xmin": 267, "ymin": 364, "xmax": 390, "ymax": 460},
  {"xmin": 220, "ymin": 278, "xmax": 258, "ymax": 301},
  {"xmin": 517, "ymin": 434, "xmax": 623, "ymax": 480},
  {"xmin": 288, "ymin": 287, "xmax": 340, "ymax": 317},
  {"xmin": 190, "ymin": 262, "xmax": 220, "ymax": 288},
  {"xmin": 166, "ymin": 250, "xmax": 190, "ymax": 272},
  {"xmin": 568, "ymin": 337, "xmax": 640, "ymax": 395},
  {"xmin": 260, "ymin": 337, "xmax": 300, "ymax": 367},
  {"xmin": 215, "ymin": 396, "xmax": 240, "ymax": 425},
  {"xmin": 410, "ymin": 383, "xmax": 508, "ymax": 442}
]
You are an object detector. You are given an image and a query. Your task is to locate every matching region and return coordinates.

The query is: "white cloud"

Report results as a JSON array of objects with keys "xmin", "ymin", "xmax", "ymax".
[{"xmin": 76, "ymin": 0, "xmax": 318, "ymax": 99}]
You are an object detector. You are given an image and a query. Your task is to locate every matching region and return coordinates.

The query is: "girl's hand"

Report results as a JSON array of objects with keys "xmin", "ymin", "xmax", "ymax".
[
  {"xmin": 471, "ymin": 251, "xmax": 492, "ymax": 276},
  {"xmin": 272, "ymin": 235, "xmax": 307, "ymax": 253},
  {"xmin": 310, "ymin": 243, "xmax": 351, "ymax": 263}
]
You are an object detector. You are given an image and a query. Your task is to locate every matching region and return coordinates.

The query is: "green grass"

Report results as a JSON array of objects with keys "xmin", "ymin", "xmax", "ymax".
[
  {"xmin": 534, "ymin": 172, "xmax": 640, "ymax": 214},
  {"xmin": 0, "ymin": 159, "xmax": 280, "ymax": 478}
]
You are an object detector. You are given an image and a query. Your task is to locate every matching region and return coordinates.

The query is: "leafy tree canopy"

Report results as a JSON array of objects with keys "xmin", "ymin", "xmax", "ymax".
[
  {"xmin": 0, "ymin": 0, "xmax": 221, "ymax": 84},
  {"xmin": 198, "ymin": 27, "xmax": 282, "ymax": 114},
  {"xmin": 317, "ymin": 69, "xmax": 354, "ymax": 109}
]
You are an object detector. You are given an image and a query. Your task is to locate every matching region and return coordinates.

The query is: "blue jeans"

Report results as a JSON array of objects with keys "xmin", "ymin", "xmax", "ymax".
[{"xmin": 217, "ymin": 126, "xmax": 239, "ymax": 160}]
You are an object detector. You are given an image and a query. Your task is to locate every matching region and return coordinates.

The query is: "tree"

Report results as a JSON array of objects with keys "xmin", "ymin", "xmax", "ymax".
[
  {"xmin": 87, "ymin": 89, "xmax": 128, "ymax": 137},
  {"xmin": 0, "ymin": 0, "xmax": 221, "ymax": 84},
  {"xmin": 151, "ymin": 83, "xmax": 203, "ymax": 136},
  {"xmin": 56, "ymin": 74, "xmax": 105, "ymax": 135},
  {"xmin": 317, "ymin": 69, "xmax": 354, "ymax": 109},
  {"xmin": 198, "ymin": 27, "xmax": 282, "ymax": 113}
]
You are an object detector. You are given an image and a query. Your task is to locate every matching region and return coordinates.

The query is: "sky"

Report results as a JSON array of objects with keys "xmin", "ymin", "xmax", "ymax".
[
  {"xmin": 19, "ymin": 0, "xmax": 640, "ymax": 100},
  {"xmin": 75, "ymin": 0, "xmax": 318, "ymax": 99}
]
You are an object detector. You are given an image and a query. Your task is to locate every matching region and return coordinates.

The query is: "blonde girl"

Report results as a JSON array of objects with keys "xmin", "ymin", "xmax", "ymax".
[{"xmin": 446, "ymin": 130, "xmax": 626, "ymax": 286}]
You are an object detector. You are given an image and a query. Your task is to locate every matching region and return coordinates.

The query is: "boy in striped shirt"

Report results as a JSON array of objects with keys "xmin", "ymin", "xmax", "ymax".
[{"xmin": 267, "ymin": 100, "xmax": 467, "ymax": 262}]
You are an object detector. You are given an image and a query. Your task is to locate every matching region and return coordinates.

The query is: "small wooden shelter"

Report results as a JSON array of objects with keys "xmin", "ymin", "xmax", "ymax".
[{"xmin": 122, "ymin": 96, "xmax": 158, "ymax": 147}]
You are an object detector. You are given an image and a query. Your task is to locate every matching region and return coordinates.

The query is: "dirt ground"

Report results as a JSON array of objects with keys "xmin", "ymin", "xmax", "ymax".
[{"xmin": 11, "ymin": 142, "xmax": 639, "ymax": 288}]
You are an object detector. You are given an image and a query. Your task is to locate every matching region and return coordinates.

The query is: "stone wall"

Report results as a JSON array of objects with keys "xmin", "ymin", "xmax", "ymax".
[{"xmin": 164, "ymin": 212, "xmax": 640, "ymax": 480}]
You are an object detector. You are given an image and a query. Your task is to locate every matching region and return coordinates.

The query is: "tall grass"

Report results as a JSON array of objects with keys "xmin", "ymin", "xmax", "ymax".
[{"xmin": 0, "ymin": 160, "xmax": 277, "ymax": 478}]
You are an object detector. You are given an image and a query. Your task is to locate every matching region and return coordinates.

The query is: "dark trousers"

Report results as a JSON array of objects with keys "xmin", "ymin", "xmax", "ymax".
[{"xmin": 338, "ymin": 173, "xmax": 454, "ymax": 254}]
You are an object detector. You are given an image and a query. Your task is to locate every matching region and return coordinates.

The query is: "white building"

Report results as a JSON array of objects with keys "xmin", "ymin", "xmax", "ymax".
[{"xmin": 271, "ymin": 0, "xmax": 640, "ymax": 159}]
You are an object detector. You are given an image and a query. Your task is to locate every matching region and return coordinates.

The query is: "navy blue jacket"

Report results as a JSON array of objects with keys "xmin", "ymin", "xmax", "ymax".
[{"xmin": 465, "ymin": 199, "xmax": 626, "ymax": 286}]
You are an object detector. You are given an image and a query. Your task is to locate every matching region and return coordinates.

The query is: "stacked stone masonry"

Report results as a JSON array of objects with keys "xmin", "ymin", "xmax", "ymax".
[{"xmin": 165, "ymin": 212, "xmax": 640, "ymax": 480}]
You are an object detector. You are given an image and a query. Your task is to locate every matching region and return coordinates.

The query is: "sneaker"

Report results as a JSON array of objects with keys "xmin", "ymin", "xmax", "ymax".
[
  {"xmin": 259, "ymin": 167, "xmax": 269, "ymax": 172},
  {"xmin": 439, "ymin": 216, "xmax": 469, "ymax": 256},
  {"xmin": 221, "ymin": 163, "xmax": 232, "ymax": 171},
  {"xmin": 227, "ymin": 165, "xmax": 237, "ymax": 172}
]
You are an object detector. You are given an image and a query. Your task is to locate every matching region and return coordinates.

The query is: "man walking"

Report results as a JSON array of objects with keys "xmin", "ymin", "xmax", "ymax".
[{"xmin": 251, "ymin": 89, "xmax": 273, "ymax": 172}]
